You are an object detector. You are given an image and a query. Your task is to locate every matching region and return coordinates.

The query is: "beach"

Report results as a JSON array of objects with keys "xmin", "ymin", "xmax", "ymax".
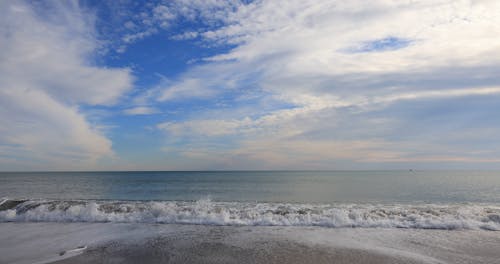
[
  {"xmin": 1, "ymin": 171, "xmax": 499, "ymax": 263},
  {"xmin": 1, "ymin": 223, "xmax": 499, "ymax": 264},
  {"xmin": 2, "ymin": 0, "xmax": 500, "ymax": 262}
]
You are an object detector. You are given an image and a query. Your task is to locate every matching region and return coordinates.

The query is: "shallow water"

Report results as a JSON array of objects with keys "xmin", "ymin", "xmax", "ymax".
[
  {"xmin": 1, "ymin": 171, "xmax": 499, "ymax": 229},
  {"xmin": 1, "ymin": 223, "xmax": 500, "ymax": 264}
]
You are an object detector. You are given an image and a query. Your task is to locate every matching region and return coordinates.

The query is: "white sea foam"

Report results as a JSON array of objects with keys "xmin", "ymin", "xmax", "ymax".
[{"xmin": 0, "ymin": 198, "xmax": 499, "ymax": 230}]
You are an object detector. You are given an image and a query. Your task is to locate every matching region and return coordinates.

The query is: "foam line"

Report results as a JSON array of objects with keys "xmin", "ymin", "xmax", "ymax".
[{"xmin": 1, "ymin": 198, "xmax": 499, "ymax": 230}]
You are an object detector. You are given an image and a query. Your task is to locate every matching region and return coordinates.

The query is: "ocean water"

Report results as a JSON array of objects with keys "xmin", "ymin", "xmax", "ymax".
[{"xmin": 1, "ymin": 171, "xmax": 499, "ymax": 230}]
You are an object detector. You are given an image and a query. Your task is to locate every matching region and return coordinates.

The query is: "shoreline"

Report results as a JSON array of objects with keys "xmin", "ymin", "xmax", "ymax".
[
  {"xmin": 1, "ymin": 223, "xmax": 499, "ymax": 264},
  {"xmin": 2, "ymin": 198, "xmax": 499, "ymax": 231}
]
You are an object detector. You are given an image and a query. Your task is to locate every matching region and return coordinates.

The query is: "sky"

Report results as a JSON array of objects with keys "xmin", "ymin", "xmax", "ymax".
[{"xmin": 1, "ymin": 0, "xmax": 500, "ymax": 171}]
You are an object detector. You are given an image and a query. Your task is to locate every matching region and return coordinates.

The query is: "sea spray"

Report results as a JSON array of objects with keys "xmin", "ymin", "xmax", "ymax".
[{"xmin": 1, "ymin": 198, "xmax": 499, "ymax": 230}]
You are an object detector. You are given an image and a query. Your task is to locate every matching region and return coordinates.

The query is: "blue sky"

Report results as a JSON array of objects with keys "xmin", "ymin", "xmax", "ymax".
[{"xmin": 1, "ymin": 0, "xmax": 500, "ymax": 170}]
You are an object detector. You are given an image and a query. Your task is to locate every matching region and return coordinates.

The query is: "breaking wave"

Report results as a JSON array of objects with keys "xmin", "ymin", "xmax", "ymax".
[{"xmin": 1, "ymin": 198, "xmax": 499, "ymax": 230}]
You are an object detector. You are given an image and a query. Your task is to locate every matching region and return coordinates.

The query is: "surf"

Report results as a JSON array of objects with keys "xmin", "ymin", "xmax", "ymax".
[{"xmin": 1, "ymin": 198, "xmax": 499, "ymax": 230}]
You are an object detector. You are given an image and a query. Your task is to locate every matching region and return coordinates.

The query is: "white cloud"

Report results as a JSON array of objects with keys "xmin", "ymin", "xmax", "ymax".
[
  {"xmin": 123, "ymin": 28, "xmax": 158, "ymax": 44},
  {"xmin": 154, "ymin": 0, "xmax": 500, "ymax": 104},
  {"xmin": 170, "ymin": 31, "xmax": 199, "ymax": 40},
  {"xmin": 158, "ymin": 78, "xmax": 213, "ymax": 101},
  {"xmin": 0, "ymin": 1, "xmax": 133, "ymax": 170},
  {"xmin": 153, "ymin": 5, "xmax": 177, "ymax": 28},
  {"xmin": 153, "ymin": 0, "xmax": 500, "ymax": 168},
  {"xmin": 105, "ymin": 0, "xmax": 246, "ymax": 51},
  {"xmin": 158, "ymin": 118, "xmax": 250, "ymax": 137},
  {"xmin": 123, "ymin": 106, "xmax": 160, "ymax": 115},
  {"xmin": 155, "ymin": 61, "xmax": 255, "ymax": 102},
  {"xmin": 374, "ymin": 86, "xmax": 500, "ymax": 105}
]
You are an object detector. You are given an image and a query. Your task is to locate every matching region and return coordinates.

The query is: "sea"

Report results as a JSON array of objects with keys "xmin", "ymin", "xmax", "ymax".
[{"xmin": 1, "ymin": 170, "xmax": 499, "ymax": 230}]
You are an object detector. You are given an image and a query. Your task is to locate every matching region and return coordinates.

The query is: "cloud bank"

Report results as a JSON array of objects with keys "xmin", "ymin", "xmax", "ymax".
[
  {"xmin": 151, "ymin": 0, "xmax": 500, "ymax": 169},
  {"xmin": 0, "ymin": 1, "xmax": 133, "ymax": 170}
]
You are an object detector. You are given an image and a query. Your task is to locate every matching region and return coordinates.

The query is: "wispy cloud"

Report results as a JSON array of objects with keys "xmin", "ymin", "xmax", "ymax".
[
  {"xmin": 3, "ymin": 0, "xmax": 500, "ymax": 170},
  {"xmin": 150, "ymin": 0, "xmax": 500, "ymax": 169},
  {"xmin": 123, "ymin": 106, "xmax": 160, "ymax": 115},
  {"xmin": 0, "ymin": 1, "xmax": 133, "ymax": 170},
  {"xmin": 100, "ymin": 0, "xmax": 246, "ymax": 52}
]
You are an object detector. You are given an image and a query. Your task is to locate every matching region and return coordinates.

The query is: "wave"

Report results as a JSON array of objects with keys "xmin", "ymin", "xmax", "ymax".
[{"xmin": 1, "ymin": 198, "xmax": 499, "ymax": 230}]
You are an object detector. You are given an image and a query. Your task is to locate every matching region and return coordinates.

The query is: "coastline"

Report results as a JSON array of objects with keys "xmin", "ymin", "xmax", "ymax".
[{"xmin": 1, "ymin": 223, "xmax": 499, "ymax": 264}]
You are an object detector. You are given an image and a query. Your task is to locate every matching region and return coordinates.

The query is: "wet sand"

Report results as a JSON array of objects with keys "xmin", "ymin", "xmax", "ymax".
[
  {"xmin": 50, "ymin": 231, "xmax": 424, "ymax": 264},
  {"xmin": 51, "ymin": 241, "xmax": 423, "ymax": 264},
  {"xmin": 1, "ymin": 223, "xmax": 499, "ymax": 264}
]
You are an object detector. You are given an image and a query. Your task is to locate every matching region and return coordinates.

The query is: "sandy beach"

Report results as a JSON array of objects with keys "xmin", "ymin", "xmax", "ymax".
[{"xmin": 1, "ymin": 223, "xmax": 499, "ymax": 264}]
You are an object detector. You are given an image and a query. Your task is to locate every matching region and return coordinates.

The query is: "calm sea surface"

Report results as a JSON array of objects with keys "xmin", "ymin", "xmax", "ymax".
[{"xmin": 1, "ymin": 171, "xmax": 499, "ymax": 203}]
